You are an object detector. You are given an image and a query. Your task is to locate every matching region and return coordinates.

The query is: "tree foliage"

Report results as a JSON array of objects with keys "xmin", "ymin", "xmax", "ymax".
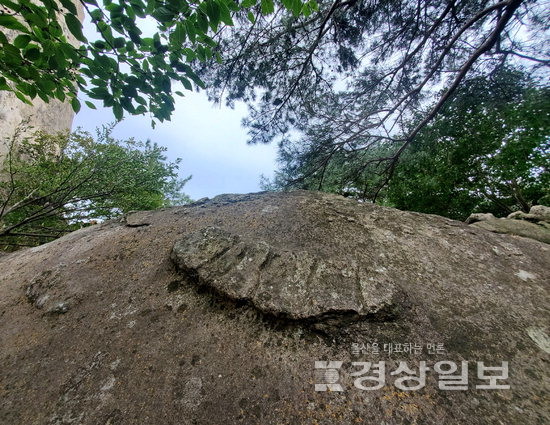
[
  {"xmin": 387, "ymin": 70, "xmax": 549, "ymax": 219},
  {"xmin": 265, "ymin": 68, "xmax": 550, "ymax": 220},
  {"xmin": 0, "ymin": 0, "xmax": 314, "ymax": 123},
  {"xmin": 0, "ymin": 127, "xmax": 191, "ymax": 250},
  {"xmin": 202, "ymin": 0, "xmax": 549, "ymax": 193}
]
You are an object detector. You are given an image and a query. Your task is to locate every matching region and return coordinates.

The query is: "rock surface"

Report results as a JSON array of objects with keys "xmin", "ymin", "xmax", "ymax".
[
  {"xmin": 467, "ymin": 205, "xmax": 550, "ymax": 244},
  {"xmin": 472, "ymin": 217, "xmax": 550, "ymax": 244},
  {"xmin": 0, "ymin": 190, "xmax": 549, "ymax": 425},
  {"xmin": 529, "ymin": 205, "xmax": 550, "ymax": 222},
  {"xmin": 171, "ymin": 226, "xmax": 403, "ymax": 323},
  {"xmin": 464, "ymin": 212, "xmax": 496, "ymax": 224}
]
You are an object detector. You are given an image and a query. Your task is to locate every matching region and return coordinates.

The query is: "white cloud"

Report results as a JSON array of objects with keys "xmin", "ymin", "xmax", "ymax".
[{"xmin": 73, "ymin": 90, "xmax": 277, "ymax": 200}]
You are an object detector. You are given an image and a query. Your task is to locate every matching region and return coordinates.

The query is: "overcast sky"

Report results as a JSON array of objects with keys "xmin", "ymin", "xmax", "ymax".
[
  {"xmin": 73, "ymin": 18, "xmax": 278, "ymax": 201},
  {"xmin": 73, "ymin": 91, "xmax": 278, "ymax": 201}
]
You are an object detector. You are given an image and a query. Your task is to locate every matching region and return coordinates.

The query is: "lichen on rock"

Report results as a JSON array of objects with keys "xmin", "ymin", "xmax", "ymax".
[
  {"xmin": 0, "ymin": 190, "xmax": 548, "ymax": 425},
  {"xmin": 171, "ymin": 226, "xmax": 404, "ymax": 323}
]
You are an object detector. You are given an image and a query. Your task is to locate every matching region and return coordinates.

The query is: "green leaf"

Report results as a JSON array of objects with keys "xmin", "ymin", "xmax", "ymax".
[
  {"xmin": 94, "ymin": 40, "xmax": 107, "ymax": 50},
  {"xmin": 88, "ymin": 86, "xmax": 110, "ymax": 100},
  {"xmin": 308, "ymin": 0, "xmax": 319, "ymax": 11},
  {"xmin": 89, "ymin": 9, "xmax": 102, "ymax": 22},
  {"xmin": 113, "ymin": 37, "xmax": 126, "ymax": 48},
  {"xmin": 185, "ymin": 21, "xmax": 196, "ymax": 43},
  {"xmin": 55, "ymin": 87, "xmax": 66, "ymax": 101},
  {"xmin": 54, "ymin": 48, "xmax": 68, "ymax": 69},
  {"xmin": 217, "ymin": 0, "xmax": 233, "ymax": 26},
  {"xmin": 180, "ymin": 77, "xmax": 192, "ymax": 91},
  {"xmin": 247, "ymin": 11, "xmax": 255, "ymax": 23},
  {"xmin": 260, "ymin": 0, "xmax": 274, "ymax": 15},
  {"xmin": 0, "ymin": 14, "xmax": 28, "ymax": 32},
  {"xmin": 205, "ymin": 0, "xmax": 220, "ymax": 26},
  {"xmin": 130, "ymin": 0, "xmax": 146, "ymax": 18},
  {"xmin": 196, "ymin": 11, "xmax": 209, "ymax": 34},
  {"xmin": 13, "ymin": 34, "xmax": 31, "ymax": 49},
  {"xmin": 120, "ymin": 96, "xmax": 135, "ymax": 112},
  {"xmin": 290, "ymin": 0, "xmax": 302, "ymax": 16},
  {"xmin": 41, "ymin": 0, "xmax": 59, "ymax": 13},
  {"xmin": 37, "ymin": 77, "xmax": 57, "ymax": 92},
  {"xmin": 37, "ymin": 91, "xmax": 49, "ymax": 102},
  {"xmin": 172, "ymin": 22, "xmax": 186, "ymax": 44},
  {"xmin": 85, "ymin": 100, "xmax": 97, "ymax": 109},
  {"xmin": 59, "ymin": 0, "xmax": 78, "ymax": 14},
  {"xmin": 15, "ymin": 91, "xmax": 32, "ymax": 104},
  {"xmin": 122, "ymin": 84, "xmax": 137, "ymax": 98},
  {"xmin": 156, "ymin": 6, "xmax": 176, "ymax": 21},
  {"xmin": 64, "ymin": 14, "xmax": 87, "ymax": 42},
  {"xmin": 0, "ymin": 0, "xmax": 19, "ymax": 10},
  {"xmin": 23, "ymin": 46, "xmax": 40, "ymax": 61},
  {"xmin": 4, "ymin": 43, "xmax": 22, "ymax": 65},
  {"xmin": 26, "ymin": 84, "xmax": 37, "ymax": 98},
  {"xmin": 128, "ymin": 28, "xmax": 142, "ymax": 44},
  {"xmin": 113, "ymin": 103, "xmax": 123, "ymax": 120}
]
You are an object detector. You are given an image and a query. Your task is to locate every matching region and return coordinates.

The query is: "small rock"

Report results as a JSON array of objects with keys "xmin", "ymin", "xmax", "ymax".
[
  {"xmin": 124, "ymin": 210, "xmax": 153, "ymax": 227},
  {"xmin": 515, "ymin": 269, "xmax": 536, "ymax": 281},
  {"xmin": 529, "ymin": 205, "xmax": 550, "ymax": 222},
  {"xmin": 507, "ymin": 211, "xmax": 540, "ymax": 222},
  {"xmin": 193, "ymin": 197, "xmax": 210, "ymax": 205},
  {"xmin": 261, "ymin": 205, "xmax": 279, "ymax": 213},
  {"xmin": 465, "ymin": 213, "xmax": 496, "ymax": 224},
  {"xmin": 507, "ymin": 211, "xmax": 527, "ymax": 220},
  {"xmin": 527, "ymin": 327, "xmax": 550, "ymax": 354},
  {"xmin": 47, "ymin": 302, "xmax": 70, "ymax": 314}
]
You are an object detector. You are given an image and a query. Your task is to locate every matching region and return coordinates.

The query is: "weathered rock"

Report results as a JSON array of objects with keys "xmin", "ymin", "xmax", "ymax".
[
  {"xmin": 507, "ymin": 210, "xmax": 531, "ymax": 220},
  {"xmin": 24, "ymin": 266, "xmax": 76, "ymax": 314},
  {"xmin": 529, "ymin": 205, "xmax": 550, "ymax": 222},
  {"xmin": 472, "ymin": 217, "xmax": 550, "ymax": 244},
  {"xmin": 507, "ymin": 206, "xmax": 550, "ymax": 223},
  {"xmin": 0, "ymin": 190, "xmax": 548, "ymax": 425},
  {"xmin": 464, "ymin": 212, "xmax": 495, "ymax": 224},
  {"xmin": 171, "ymin": 227, "xmax": 403, "ymax": 323},
  {"xmin": 123, "ymin": 210, "xmax": 154, "ymax": 227}
]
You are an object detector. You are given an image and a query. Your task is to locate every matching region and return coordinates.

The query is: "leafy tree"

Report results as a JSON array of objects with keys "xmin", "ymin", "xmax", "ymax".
[
  {"xmin": 265, "ymin": 68, "xmax": 550, "ymax": 220},
  {"xmin": 386, "ymin": 70, "xmax": 549, "ymax": 219},
  {"xmin": 0, "ymin": 126, "xmax": 191, "ymax": 249},
  {"xmin": 202, "ymin": 0, "xmax": 549, "ymax": 192},
  {"xmin": 0, "ymin": 0, "xmax": 314, "ymax": 124}
]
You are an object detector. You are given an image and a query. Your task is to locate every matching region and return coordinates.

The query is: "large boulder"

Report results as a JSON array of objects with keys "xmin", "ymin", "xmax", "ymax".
[
  {"xmin": 472, "ymin": 217, "xmax": 550, "ymax": 244},
  {"xmin": 506, "ymin": 205, "xmax": 550, "ymax": 223},
  {"xmin": 468, "ymin": 205, "xmax": 550, "ymax": 244},
  {"xmin": 0, "ymin": 190, "xmax": 548, "ymax": 425}
]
